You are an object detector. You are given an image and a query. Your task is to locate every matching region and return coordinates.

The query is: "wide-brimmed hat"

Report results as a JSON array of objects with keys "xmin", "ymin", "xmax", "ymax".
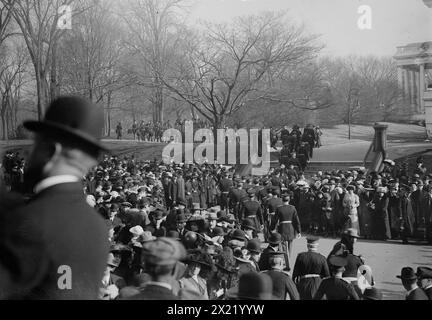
[
  {"xmin": 396, "ymin": 267, "xmax": 417, "ymax": 280},
  {"xmin": 129, "ymin": 225, "xmax": 145, "ymax": 237},
  {"xmin": 185, "ymin": 253, "xmax": 213, "ymax": 268},
  {"xmin": 141, "ymin": 231, "xmax": 156, "ymax": 242},
  {"xmin": 226, "ymin": 272, "xmax": 274, "ymax": 300},
  {"xmin": 23, "ymin": 96, "xmax": 107, "ymax": 155}
]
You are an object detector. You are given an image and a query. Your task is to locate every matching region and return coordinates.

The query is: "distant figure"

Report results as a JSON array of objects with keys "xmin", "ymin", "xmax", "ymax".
[{"xmin": 116, "ymin": 122, "xmax": 122, "ymax": 140}]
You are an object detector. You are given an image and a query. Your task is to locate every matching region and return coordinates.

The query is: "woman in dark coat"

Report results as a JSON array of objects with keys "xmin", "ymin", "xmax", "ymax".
[{"xmin": 370, "ymin": 187, "xmax": 391, "ymax": 240}]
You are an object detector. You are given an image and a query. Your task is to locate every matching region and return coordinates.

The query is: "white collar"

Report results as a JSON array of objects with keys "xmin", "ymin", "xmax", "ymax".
[
  {"xmin": 34, "ymin": 175, "xmax": 80, "ymax": 194},
  {"xmin": 424, "ymin": 284, "xmax": 432, "ymax": 290},
  {"xmin": 146, "ymin": 281, "xmax": 172, "ymax": 291},
  {"xmin": 407, "ymin": 285, "xmax": 419, "ymax": 296}
]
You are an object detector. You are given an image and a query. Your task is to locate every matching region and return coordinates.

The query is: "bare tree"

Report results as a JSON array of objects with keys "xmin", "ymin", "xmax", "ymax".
[
  {"xmin": 122, "ymin": 0, "xmax": 188, "ymax": 124},
  {"xmin": 162, "ymin": 11, "xmax": 322, "ymax": 130},
  {"xmin": 0, "ymin": 44, "xmax": 28, "ymax": 140},
  {"xmin": 1, "ymin": 0, "xmax": 87, "ymax": 120}
]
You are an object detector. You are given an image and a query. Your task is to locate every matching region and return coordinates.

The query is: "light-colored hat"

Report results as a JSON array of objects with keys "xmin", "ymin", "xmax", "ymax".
[
  {"xmin": 141, "ymin": 231, "xmax": 156, "ymax": 242},
  {"xmin": 142, "ymin": 237, "xmax": 187, "ymax": 266},
  {"xmin": 129, "ymin": 225, "xmax": 145, "ymax": 237}
]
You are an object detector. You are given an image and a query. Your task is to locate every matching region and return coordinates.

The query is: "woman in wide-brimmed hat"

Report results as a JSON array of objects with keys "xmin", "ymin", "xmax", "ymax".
[{"xmin": 179, "ymin": 253, "xmax": 214, "ymax": 300}]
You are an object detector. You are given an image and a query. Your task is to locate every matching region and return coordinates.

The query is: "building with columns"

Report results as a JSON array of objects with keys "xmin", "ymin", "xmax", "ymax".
[{"xmin": 394, "ymin": 42, "xmax": 432, "ymax": 118}]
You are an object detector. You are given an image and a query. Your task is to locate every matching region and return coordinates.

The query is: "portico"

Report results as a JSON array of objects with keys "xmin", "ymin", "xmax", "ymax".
[{"xmin": 394, "ymin": 41, "xmax": 432, "ymax": 137}]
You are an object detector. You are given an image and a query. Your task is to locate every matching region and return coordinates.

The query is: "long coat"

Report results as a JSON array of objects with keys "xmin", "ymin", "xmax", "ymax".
[
  {"xmin": 371, "ymin": 196, "xmax": 391, "ymax": 240},
  {"xmin": 0, "ymin": 182, "xmax": 109, "ymax": 299},
  {"xmin": 275, "ymin": 204, "xmax": 301, "ymax": 241}
]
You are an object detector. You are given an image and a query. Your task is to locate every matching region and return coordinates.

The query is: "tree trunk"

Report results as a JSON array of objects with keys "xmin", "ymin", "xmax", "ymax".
[
  {"xmin": 1, "ymin": 113, "xmax": 7, "ymax": 141},
  {"xmin": 35, "ymin": 70, "xmax": 49, "ymax": 120},
  {"xmin": 107, "ymin": 93, "xmax": 112, "ymax": 137}
]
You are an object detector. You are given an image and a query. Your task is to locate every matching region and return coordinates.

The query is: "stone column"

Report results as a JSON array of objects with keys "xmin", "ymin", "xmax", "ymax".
[
  {"xmin": 424, "ymin": 91, "xmax": 432, "ymax": 139},
  {"xmin": 419, "ymin": 63, "xmax": 425, "ymax": 112},
  {"xmin": 402, "ymin": 68, "xmax": 410, "ymax": 103},
  {"xmin": 397, "ymin": 67, "xmax": 404, "ymax": 97},
  {"xmin": 410, "ymin": 70, "xmax": 418, "ymax": 113}
]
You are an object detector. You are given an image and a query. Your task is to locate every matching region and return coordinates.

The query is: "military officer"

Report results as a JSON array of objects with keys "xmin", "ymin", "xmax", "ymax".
[
  {"xmin": 313, "ymin": 256, "xmax": 359, "ymax": 300},
  {"xmin": 262, "ymin": 252, "xmax": 300, "ymax": 300},
  {"xmin": 240, "ymin": 190, "xmax": 264, "ymax": 232},
  {"xmin": 274, "ymin": 194, "xmax": 301, "ymax": 257},
  {"xmin": 292, "ymin": 236, "xmax": 330, "ymax": 300}
]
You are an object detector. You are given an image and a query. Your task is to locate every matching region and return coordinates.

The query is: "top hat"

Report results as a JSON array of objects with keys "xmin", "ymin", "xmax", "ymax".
[
  {"xmin": 176, "ymin": 214, "xmax": 187, "ymax": 223},
  {"xmin": 24, "ymin": 96, "xmax": 107, "ymax": 155},
  {"xmin": 396, "ymin": 267, "xmax": 417, "ymax": 280}
]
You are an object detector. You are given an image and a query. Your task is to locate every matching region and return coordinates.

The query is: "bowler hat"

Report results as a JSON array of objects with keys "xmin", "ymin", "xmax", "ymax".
[
  {"xmin": 226, "ymin": 272, "xmax": 274, "ymax": 300},
  {"xmin": 396, "ymin": 267, "xmax": 417, "ymax": 280},
  {"xmin": 241, "ymin": 218, "xmax": 256, "ymax": 231},
  {"xmin": 268, "ymin": 232, "xmax": 282, "ymax": 245},
  {"xmin": 24, "ymin": 96, "xmax": 107, "ymax": 155},
  {"xmin": 230, "ymin": 229, "xmax": 246, "ymax": 241},
  {"xmin": 246, "ymin": 239, "xmax": 262, "ymax": 254}
]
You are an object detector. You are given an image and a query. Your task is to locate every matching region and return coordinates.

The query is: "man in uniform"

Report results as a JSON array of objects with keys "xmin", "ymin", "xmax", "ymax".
[
  {"xmin": 292, "ymin": 236, "xmax": 330, "ymax": 300},
  {"xmin": 262, "ymin": 252, "xmax": 300, "ymax": 300},
  {"xmin": 416, "ymin": 267, "xmax": 432, "ymax": 300},
  {"xmin": 229, "ymin": 181, "xmax": 248, "ymax": 222},
  {"xmin": 0, "ymin": 96, "xmax": 109, "ymax": 299},
  {"xmin": 131, "ymin": 237, "xmax": 186, "ymax": 300},
  {"xmin": 219, "ymin": 172, "xmax": 233, "ymax": 211},
  {"xmin": 313, "ymin": 255, "xmax": 359, "ymax": 300},
  {"xmin": 240, "ymin": 190, "xmax": 264, "ymax": 233},
  {"xmin": 274, "ymin": 194, "xmax": 301, "ymax": 257}
]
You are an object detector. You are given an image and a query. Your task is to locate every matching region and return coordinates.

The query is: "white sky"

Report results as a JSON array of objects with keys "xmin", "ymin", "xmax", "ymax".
[{"xmin": 189, "ymin": 0, "xmax": 432, "ymax": 56}]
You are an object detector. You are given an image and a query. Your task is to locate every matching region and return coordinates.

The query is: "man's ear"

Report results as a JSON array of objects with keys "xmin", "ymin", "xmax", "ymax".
[{"xmin": 42, "ymin": 143, "xmax": 63, "ymax": 174}]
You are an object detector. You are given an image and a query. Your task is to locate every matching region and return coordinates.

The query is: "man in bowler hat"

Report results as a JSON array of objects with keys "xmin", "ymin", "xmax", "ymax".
[
  {"xmin": 397, "ymin": 267, "xmax": 428, "ymax": 300},
  {"xmin": 0, "ymin": 96, "xmax": 109, "ymax": 299}
]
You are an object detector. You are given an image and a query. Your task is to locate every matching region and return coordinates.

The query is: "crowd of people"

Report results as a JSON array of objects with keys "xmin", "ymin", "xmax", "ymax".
[
  {"xmin": 115, "ymin": 118, "xmax": 212, "ymax": 142},
  {"xmin": 0, "ymin": 96, "xmax": 431, "ymax": 301}
]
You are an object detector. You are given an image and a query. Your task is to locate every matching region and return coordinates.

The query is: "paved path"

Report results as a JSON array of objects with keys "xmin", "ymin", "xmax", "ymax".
[{"xmin": 289, "ymin": 236, "xmax": 432, "ymax": 300}]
